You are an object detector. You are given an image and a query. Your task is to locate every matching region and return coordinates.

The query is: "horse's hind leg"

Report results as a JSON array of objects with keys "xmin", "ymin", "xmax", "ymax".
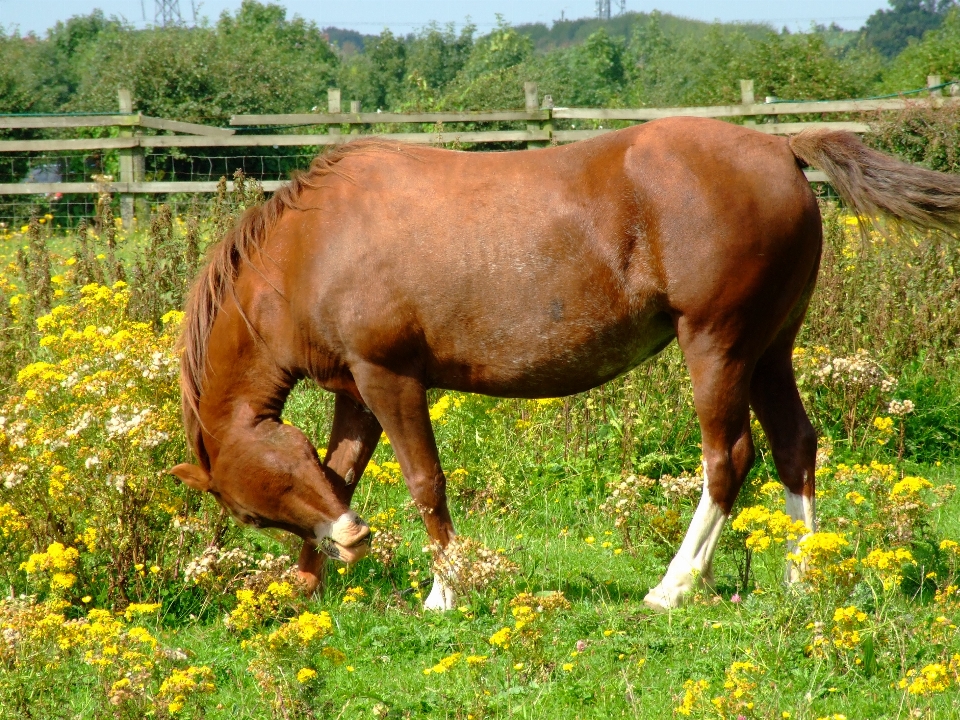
[
  {"xmin": 352, "ymin": 363, "xmax": 459, "ymax": 611},
  {"xmin": 644, "ymin": 332, "xmax": 756, "ymax": 610},
  {"xmin": 298, "ymin": 393, "xmax": 382, "ymax": 594},
  {"xmin": 750, "ymin": 337, "xmax": 817, "ymax": 582}
]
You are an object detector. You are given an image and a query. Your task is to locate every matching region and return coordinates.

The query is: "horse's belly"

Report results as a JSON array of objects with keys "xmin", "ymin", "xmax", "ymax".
[{"xmin": 431, "ymin": 309, "xmax": 676, "ymax": 398}]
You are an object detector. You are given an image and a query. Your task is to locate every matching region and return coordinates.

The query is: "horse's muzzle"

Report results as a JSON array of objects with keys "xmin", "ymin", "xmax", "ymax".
[{"xmin": 319, "ymin": 512, "xmax": 371, "ymax": 563}]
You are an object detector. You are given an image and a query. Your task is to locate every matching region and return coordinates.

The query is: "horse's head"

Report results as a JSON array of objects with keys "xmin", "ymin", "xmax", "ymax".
[{"xmin": 170, "ymin": 420, "xmax": 370, "ymax": 564}]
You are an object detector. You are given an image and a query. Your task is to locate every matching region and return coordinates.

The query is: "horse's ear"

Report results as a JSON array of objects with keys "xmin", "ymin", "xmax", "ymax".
[{"xmin": 170, "ymin": 463, "xmax": 212, "ymax": 492}]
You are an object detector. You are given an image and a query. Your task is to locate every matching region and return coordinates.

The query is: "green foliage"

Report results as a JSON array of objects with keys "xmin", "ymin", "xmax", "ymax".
[
  {"xmin": 57, "ymin": 1, "xmax": 337, "ymax": 123},
  {"xmin": 864, "ymin": 0, "xmax": 957, "ymax": 58},
  {"xmin": 512, "ymin": 10, "xmax": 775, "ymax": 51},
  {"xmin": 870, "ymin": 102, "xmax": 960, "ymax": 173},
  {"xmin": 531, "ymin": 28, "xmax": 627, "ymax": 107},
  {"xmin": 0, "ymin": 34, "xmax": 55, "ymax": 117},
  {"xmin": 42, "ymin": 9, "xmax": 125, "ymax": 104},
  {"xmin": 404, "ymin": 23, "xmax": 475, "ymax": 95},
  {"xmin": 212, "ymin": 1, "xmax": 339, "ymax": 117},
  {"xmin": 461, "ymin": 19, "xmax": 533, "ymax": 81},
  {"xmin": 337, "ymin": 30, "xmax": 407, "ymax": 111},
  {"xmin": 882, "ymin": 8, "xmax": 960, "ymax": 91},
  {"xmin": 743, "ymin": 32, "xmax": 873, "ymax": 101}
]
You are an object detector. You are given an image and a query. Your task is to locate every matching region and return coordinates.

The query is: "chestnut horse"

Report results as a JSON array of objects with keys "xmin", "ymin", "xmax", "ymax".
[{"xmin": 171, "ymin": 118, "xmax": 960, "ymax": 610}]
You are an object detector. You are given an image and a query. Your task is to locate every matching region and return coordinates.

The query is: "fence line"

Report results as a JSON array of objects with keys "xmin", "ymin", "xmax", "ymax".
[
  {"xmin": 0, "ymin": 77, "xmax": 949, "ymax": 218},
  {"xmin": 227, "ymin": 98, "xmax": 956, "ymax": 127},
  {"xmin": 0, "ymin": 180, "xmax": 286, "ymax": 195},
  {"xmin": 0, "ymin": 130, "xmax": 558, "ymax": 154}
]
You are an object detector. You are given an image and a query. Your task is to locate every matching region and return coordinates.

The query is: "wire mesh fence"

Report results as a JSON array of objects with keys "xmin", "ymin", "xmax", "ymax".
[{"xmin": 0, "ymin": 148, "xmax": 321, "ymax": 227}]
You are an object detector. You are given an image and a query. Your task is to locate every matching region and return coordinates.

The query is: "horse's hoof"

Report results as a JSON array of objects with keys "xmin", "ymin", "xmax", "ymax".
[
  {"xmin": 643, "ymin": 583, "xmax": 686, "ymax": 611},
  {"xmin": 423, "ymin": 575, "xmax": 458, "ymax": 611},
  {"xmin": 297, "ymin": 570, "xmax": 322, "ymax": 596}
]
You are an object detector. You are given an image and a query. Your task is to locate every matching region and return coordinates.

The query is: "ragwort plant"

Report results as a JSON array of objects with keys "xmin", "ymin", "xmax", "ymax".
[{"xmin": 0, "ymin": 281, "xmax": 188, "ymax": 602}]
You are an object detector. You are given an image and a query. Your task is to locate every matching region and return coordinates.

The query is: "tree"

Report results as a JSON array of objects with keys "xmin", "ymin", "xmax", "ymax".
[
  {"xmin": 461, "ymin": 19, "xmax": 532, "ymax": 80},
  {"xmin": 405, "ymin": 23, "xmax": 475, "ymax": 91},
  {"xmin": 66, "ymin": 1, "xmax": 338, "ymax": 122},
  {"xmin": 0, "ymin": 34, "xmax": 55, "ymax": 118},
  {"xmin": 881, "ymin": 8, "xmax": 960, "ymax": 90},
  {"xmin": 43, "ymin": 11, "xmax": 125, "ymax": 104},
  {"xmin": 366, "ymin": 30, "xmax": 408, "ymax": 109},
  {"xmin": 864, "ymin": 0, "xmax": 957, "ymax": 58}
]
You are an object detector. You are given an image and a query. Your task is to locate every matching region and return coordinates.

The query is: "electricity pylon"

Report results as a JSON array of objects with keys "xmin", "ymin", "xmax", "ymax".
[{"xmin": 155, "ymin": 0, "xmax": 183, "ymax": 26}]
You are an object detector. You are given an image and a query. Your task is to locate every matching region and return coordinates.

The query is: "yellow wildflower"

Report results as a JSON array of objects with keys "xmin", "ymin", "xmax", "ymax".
[
  {"xmin": 489, "ymin": 627, "xmax": 512, "ymax": 648},
  {"xmin": 676, "ymin": 679, "xmax": 710, "ymax": 716},
  {"xmin": 890, "ymin": 476, "xmax": 933, "ymax": 500},
  {"xmin": 427, "ymin": 652, "xmax": 462, "ymax": 674}
]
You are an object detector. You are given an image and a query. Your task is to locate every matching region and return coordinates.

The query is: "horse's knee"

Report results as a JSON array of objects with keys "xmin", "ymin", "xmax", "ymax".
[{"xmin": 704, "ymin": 429, "xmax": 755, "ymax": 513}]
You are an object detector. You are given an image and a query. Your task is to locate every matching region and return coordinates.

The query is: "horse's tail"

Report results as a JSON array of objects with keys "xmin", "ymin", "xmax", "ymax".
[{"xmin": 789, "ymin": 129, "xmax": 960, "ymax": 233}]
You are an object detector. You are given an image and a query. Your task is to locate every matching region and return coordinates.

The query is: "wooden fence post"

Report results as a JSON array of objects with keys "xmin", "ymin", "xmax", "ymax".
[
  {"xmin": 117, "ymin": 89, "xmax": 143, "ymax": 228},
  {"xmin": 328, "ymin": 89, "xmax": 341, "ymax": 140},
  {"xmin": 928, "ymin": 75, "xmax": 942, "ymax": 97},
  {"xmin": 525, "ymin": 82, "xmax": 548, "ymax": 148},
  {"xmin": 740, "ymin": 80, "xmax": 756, "ymax": 128},
  {"xmin": 542, "ymin": 94, "xmax": 554, "ymax": 144},
  {"xmin": 349, "ymin": 100, "xmax": 361, "ymax": 135}
]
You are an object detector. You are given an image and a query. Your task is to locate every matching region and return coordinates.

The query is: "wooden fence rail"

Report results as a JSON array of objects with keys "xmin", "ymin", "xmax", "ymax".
[
  {"xmin": 0, "ymin": 77, "xmax": 952, "ymax": 203},
  {"xmin": 0, "ymin": 113, "xmax": 234, "ymax": 136}
]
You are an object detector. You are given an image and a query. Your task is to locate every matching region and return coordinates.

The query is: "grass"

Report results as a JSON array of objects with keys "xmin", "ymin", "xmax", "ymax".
[
  {"xmin": 40, "ymin": 434, "xmax": 956, "ymax": 718},
  {"xmin": 113, "ymin": 381, "xmax": 949, "ymax": 720}
]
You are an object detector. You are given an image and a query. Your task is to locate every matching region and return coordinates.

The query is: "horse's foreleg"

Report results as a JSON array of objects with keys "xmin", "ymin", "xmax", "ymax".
[
  {"xmin": 750, "ymin": 344, "xmax": 817, "ymax": 583},
  {"xmin": 644, "ymin": 341, "xmax": 755, "ymax": 611},
  {"xmin": 298, "ymin": 393, "xmax": 382, "ymax": 595},
  {"xmin": 353, "ymin": 364, "xmax": 458, "ymax": 611},
  {"xmin": 297, "ymin": 540, "xmax": 328, "ymax": 595}
]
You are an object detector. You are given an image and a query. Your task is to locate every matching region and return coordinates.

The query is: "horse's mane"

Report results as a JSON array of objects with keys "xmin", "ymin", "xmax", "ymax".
[{"xmin": 178, "ymin": 138, "xmax": 397, "ymax": 469}]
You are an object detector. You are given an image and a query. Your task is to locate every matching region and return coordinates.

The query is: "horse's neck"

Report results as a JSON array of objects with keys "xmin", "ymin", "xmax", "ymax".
[{"xmin": 200, "ymin": 297, "xmax": 298, "ymax": 463}]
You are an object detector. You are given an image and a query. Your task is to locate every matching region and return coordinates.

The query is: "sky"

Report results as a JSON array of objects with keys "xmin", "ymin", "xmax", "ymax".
[{"xmin": 0, "ymin": 1, "xmax": 893, "ymax": 36}]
